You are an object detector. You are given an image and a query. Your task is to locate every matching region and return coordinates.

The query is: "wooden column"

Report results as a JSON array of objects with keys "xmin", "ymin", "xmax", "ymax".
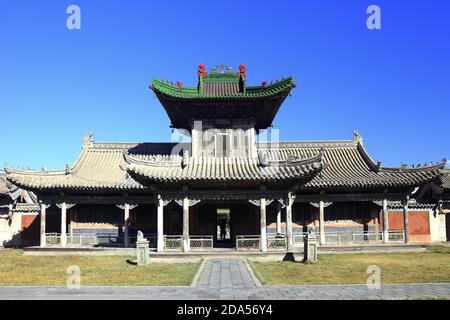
[
  {"xmin": 68, "ymin": 212, "xmax": 74, "ymax": 236},
  {"xmin": 403, "ymin": 197, "xmax": 409, "ymax": 244},
  {"xmin": 60, "ymin": 202, "xmax": 67, "ymax": 248},
  {"xmin": 374, "ymin": 211, "xmax": 380, "ymax": 241},
  {"xmin": 157, "ymin": 196, "xmax": 164, "ymax": 252},
  {"xmin": 382, "ymin": 199, "xmax": 389, "ymax": 244},
  {"xmin": 319, "ymin": 200, "xmax": 325, "ymax": 245},
  {"xmin": 124, "ymin": 203, "xmax": 130, "ymax": 248},
  {"xmin": 276, "ymin": 203, "xmax": 282, "ymax": 234},
  {"xmin": 260, "ymin": 197, "xmax": 267, "ymax": 252},
  {"xmin": 182, "ymin": 197, "xmax": 190, "ymax": 252},
  {"xmin": 286, "ymin": 193, "xmax": 294, "ymax": 251},
  {"xmin": 40, "ymin": 202, "xmax": 46, "ymax": 248}
]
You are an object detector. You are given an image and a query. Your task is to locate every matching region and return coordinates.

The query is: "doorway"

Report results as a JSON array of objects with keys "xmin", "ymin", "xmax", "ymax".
[{"xmin": 216, "ymin": 208, "xmax": 232, "ymax": 247}]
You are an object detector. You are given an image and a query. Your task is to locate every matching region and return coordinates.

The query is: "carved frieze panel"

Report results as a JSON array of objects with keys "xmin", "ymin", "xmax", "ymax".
[{"xmin": 309, "ymin": 202, "xmax": 332, "ymax": 208}]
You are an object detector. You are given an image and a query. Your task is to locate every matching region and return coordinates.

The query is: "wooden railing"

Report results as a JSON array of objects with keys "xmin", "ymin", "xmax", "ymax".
[
  {"xmin": 189, "ymin": 235, "xmax": 214, "ymax": 250},
  {"xmin": 267, "ymin": 235, "xmax": 287, "ymax": 250},
  {"xmin": 163, "ymin": 235, "xmax": 183, "ymax": 251},
  {"xmin": 235, "ymin": 235, "xmax": 260, "ymax": 250},
  {"xmin": 45, "ymin": 233, "xmax": 158, "ymax": 247},
  {"xmin": 291, "ymin": 231, "xmax": 405, "ymax": 246}
]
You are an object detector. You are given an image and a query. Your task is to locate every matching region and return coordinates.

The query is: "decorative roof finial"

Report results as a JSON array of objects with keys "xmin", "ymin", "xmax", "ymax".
[
  {"xmin": 198, "ymin": 64, "xmax": 207, "ymax": 78},
  {"xmin": 236, "ymin": 64, "xmax": 246, "ymax": 80},
  {"xmin": 353, "ymin": 130, "xmax": 363, "ymax": 145},
  {"xmin": 83, "ymin": 131, "xmax": 94, "ymax": 148},
  {"xmin": 376, "ymin": 161, "xmax": 382, "ymax": 171}
]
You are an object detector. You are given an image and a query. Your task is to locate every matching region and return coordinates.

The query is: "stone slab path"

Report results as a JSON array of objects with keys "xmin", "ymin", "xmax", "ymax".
[
  {"xmin": 0, "ymin": 258, "xmax": 449, "ymax": 300},
  {"xmin": 197, "ymin": 259, "xmax": 257, "ymax": 289}
]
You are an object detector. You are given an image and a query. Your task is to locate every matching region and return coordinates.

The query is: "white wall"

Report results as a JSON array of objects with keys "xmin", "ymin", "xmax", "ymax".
[
  {"xmin": 439, "ymin": 212, "xmax": 447, "ymax": 242},
  {"xmin": 428, "ymin": 209, "xmax": 441, "ymax": 243},
  {"xmin": 0, "ymin": 211, "xmax": 21, "ymax": 247}
]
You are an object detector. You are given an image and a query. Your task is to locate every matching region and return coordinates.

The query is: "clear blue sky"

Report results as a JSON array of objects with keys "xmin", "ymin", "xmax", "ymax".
[{"xmin": 0, "ymin": 0, "xmax": 449, "ymax": 170}]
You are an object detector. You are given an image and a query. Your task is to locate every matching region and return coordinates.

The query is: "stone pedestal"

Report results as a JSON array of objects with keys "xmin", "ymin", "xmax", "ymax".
[
  {"xmin": 304, "ymin": 231, "xmax": 318, "ymax": 263},
  {"xmin": 136, "ymin": 235, "xmax": 150, "ymax": 265}
]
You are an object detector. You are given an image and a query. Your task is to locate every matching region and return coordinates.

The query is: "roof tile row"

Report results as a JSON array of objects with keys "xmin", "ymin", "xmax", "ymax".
[{"xmin": 5, "ymin": 138, "xmax": 445, "ymax": 192}]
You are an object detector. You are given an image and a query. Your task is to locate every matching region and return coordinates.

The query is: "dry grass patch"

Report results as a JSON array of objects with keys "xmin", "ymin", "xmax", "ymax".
[
  {"xmin": 0, "ymin": 249, "xmax": 199, "ymax": 286},
  {"xmin": 251, "ymin": 247, "xmax": 450, "ymax": 285}
]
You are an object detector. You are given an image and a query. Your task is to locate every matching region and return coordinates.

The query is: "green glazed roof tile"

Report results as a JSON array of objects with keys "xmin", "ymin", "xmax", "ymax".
[{"xmin": 151, "ymin": 76, "xmax": 294, "ymax": 99}]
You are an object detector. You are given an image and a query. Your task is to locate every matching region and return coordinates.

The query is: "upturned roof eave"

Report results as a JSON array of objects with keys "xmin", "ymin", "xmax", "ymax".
[{"xmin": 151, "ymin": 76, "xmax": 294, "ymax": 99}]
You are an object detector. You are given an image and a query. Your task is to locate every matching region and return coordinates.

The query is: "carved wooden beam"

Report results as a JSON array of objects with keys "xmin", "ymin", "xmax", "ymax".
[
  {"xmin": 249, "ymin": 199, "xmax": 274, "ymax": 207},
  {"xmin": 173, "ymin": 199, "xmax": 201, "ymax": 207},
  {"xmin": 116, "ymin": 204, "xmax": 138, "ymax": 210},
  {"xmin": 249, "ymin": 200, "xmax": 260, "ymax": 207},
  {"xmin": 309, "ymin": 202, "xmax": 332, "ymax": 208},
  {"xmin": 55, "ymin": 203, "xmax": 76, "ymax": 210}
]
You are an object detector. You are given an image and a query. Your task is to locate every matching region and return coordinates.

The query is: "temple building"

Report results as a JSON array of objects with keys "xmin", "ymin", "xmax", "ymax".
[
  {"xmin": 0, "ymin": 173, "xmax": 40, "ymax": 247},
  {"xmin": 2, "ymin": 64, "xmax": 449, "ymax": 251}
]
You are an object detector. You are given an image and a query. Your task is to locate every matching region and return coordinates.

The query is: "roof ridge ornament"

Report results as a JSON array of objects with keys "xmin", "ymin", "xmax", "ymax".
[
  {"xmin": 258, "ymin": 149, "xmax": 324, "ymax": 169},
  {"xmin": 236, "ymin": 64, "xmax": 246, "ymax": 93},
  {"xmin": 376, "ymin": 161, "xmax": 382, "ymax": 171},
  {"xmin": 352, "ymin": 130, "xmax": 363, "ymax": 146},
  {"xmin": 198, "ymin": 64, "xmax": 207, "ymax": 78},
  {"xmin": 83, "ymin": 131, "xmax": 94, "ymax": 148}
]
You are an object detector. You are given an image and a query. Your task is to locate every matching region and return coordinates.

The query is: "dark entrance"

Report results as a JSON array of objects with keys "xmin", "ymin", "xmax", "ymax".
[
  {"xmin": 216, "ymin": 208, "xmax": 232, "ymax": 248},
  {"xmin": 191, "ymin": 202, "xmax": 258, "ymax": 249}
]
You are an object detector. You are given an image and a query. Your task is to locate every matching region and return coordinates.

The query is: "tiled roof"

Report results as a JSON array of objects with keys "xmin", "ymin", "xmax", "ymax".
[
  {"xmin": 13, "ymin": 203, "xmax": 40, "ymax": 213},
  {"xmin": 442, "ymin": 169, "xmax": 450, "ymax": 189},
  {"xmin": 258, "ymin": 140, "xmax": 445, "ymax": 191},
  {"xmin": 0, "ymin": 173, "xmax": 10, "ymax": 196},
  {"xmin": 4, "ymin": 135, "xmax": 445, "ymax": 192},
  {"xmin": 5, "ymin": 141, "xmax": 145, "ymax": 192},
  {"xmin": 202, "ymin": 81, "xmax": 240, "ymax": 95},
  {"xmin": 388, "ymin": 200, "xmax": 435, "ymax": 209},
  {"xmin": 125, "ymin": 152, "xmax": 324, "ymax": 183},
  {"xmin": 151, "ymin": 77, "xmax": 294, "ymax": 99}
]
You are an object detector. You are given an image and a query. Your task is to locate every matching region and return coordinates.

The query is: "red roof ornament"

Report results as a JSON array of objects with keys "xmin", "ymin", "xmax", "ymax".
[
  {"xmin": 236, "ymin": 64, "xmax": 246, "ymax": 80},
  {"xmin": 177, "ymin": 81, "xmax": 183, "ymax": 90},
  {"xmin": 262, "ymin": 80, "xmax": 267, "ymax": 88},
  {"xmin": 198, "ymin": 64, "xmax": 207, "ymax": 78}
]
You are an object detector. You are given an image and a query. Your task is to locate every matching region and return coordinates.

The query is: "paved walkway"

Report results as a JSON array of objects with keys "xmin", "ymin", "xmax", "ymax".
[{"xmin": 0, "ymin": 258, "xmax": 449, "ymax": 300}]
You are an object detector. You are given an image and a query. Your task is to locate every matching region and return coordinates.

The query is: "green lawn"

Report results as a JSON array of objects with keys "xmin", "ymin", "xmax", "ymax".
[
  {"xmin": 250, "ymin": 246, "xmax": 450, "ymax": 285},
  {"xmin": 0, "ymin": 249, "xmax": 200, "ymax": 286}
]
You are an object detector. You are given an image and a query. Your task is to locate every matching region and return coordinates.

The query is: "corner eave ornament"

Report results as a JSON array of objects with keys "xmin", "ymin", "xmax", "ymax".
[
  {"xmin": 353, "ymin": 129, "xmax": 363, "ymax": 145},
  {"xmin": 83, "ymin": 131, "xmax": 94, "ymax": 147}
]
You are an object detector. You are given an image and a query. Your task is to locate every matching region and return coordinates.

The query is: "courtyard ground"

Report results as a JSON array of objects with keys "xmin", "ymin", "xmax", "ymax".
[
  {"xmin": 0, "ymin": 258, "xmax": 449, "ymax": 299},
  {"xmin": 250, "ymin": 245, "xmax": 450, "ymax": 285},
  {"xmin": 0, "ymin": 249, "xmax": 200, "ymax": 286}
]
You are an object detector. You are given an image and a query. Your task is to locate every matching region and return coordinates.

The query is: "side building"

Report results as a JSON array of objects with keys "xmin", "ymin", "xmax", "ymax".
[{"xmin": 0, "ymin": 173, "xmax": 40, "ymax": 247}]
